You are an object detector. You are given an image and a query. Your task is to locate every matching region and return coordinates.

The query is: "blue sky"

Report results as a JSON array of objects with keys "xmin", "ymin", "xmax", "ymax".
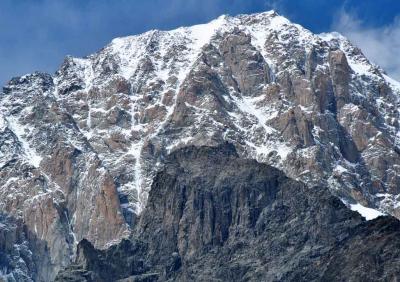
[{"xmin": 1, "ymin": 0, "xmax": 400, "ymax": 85}]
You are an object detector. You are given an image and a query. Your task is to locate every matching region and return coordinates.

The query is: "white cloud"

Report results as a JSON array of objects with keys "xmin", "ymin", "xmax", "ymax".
[
  {"xmin": 265, "ymin": 0, "xmax": 284, "ymax": 11},
  {"xmin": 333, "ymin": 10, "xmax": 400, "ymax": 81}
]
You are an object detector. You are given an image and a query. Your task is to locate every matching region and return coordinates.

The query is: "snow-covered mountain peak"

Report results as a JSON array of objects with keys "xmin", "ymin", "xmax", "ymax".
[
  {"xmin": 105, "ymin": 14, "xmax": 228, "ymax": 81},
  {"xmin": 318, "ymin": 31, "xmax": 400, "ymax": 91},
  {"xmin": 2, "ymin": 10, "xmax": 400, "ymax": 280},
  {"xmin": 74, "ymin": 10, "xmax": 322, "ymax": 84}
]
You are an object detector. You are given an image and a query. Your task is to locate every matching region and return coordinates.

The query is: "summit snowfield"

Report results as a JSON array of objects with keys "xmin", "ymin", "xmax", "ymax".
[{"xmin": 1, "ymin": 10, "xmax": 400, "ymax": 281}]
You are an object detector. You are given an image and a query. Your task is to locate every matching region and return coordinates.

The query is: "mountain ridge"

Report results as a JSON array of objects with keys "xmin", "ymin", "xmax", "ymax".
[{"xmin": 55, "ymin": 143, "xmax": 400, "ymax": 281}]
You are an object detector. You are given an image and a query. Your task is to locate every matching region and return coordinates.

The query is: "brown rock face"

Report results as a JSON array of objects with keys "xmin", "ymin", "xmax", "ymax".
[
  {"xmin": 329, "ymin": 50, "xmax": 351, "ymax": 109},
  {"xmin": 0, "ymin": 73, "xmax": 129, "ymax": 280},
  {"xmin": 220, "ymin": 29, "xmax": 271, "ymax": 96}
]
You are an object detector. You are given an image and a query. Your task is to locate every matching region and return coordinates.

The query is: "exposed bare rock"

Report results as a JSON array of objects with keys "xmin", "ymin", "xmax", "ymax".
[{"xmin": 56, "ymin": 144, "xmax": 400, "ymax": 281}]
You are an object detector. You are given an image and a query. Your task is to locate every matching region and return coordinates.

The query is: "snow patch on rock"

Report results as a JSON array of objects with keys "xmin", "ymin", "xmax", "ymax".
[{"xmin": 350, "ymin": 203, "xmax": 385, "ymax": 221}]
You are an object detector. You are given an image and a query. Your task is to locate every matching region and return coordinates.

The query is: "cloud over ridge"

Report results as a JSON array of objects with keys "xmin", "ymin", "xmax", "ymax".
[{"xmin": 334, "ymin": 10, "xmax": 400, "ymax": 80}]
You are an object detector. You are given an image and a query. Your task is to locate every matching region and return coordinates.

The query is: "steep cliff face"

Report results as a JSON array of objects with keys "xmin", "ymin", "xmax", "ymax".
[
  {"xmin": 56, "ymin": 144, "xmax": 400, "ymax": 281},
  {"xmin": 0, "ymin": 214, "xmax": 35, "ymax": 281},
  {"xmin": 0, "ymin": 74, "xmax": 129, "ymax": 281},
  {"xmin": 1, "ymin": 10, "xmax": 400, "ymax": 280}
]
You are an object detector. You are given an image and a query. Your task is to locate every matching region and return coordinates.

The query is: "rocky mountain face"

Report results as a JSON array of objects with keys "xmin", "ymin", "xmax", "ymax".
[
  {"xmin": 0, "ymin": 214, "xmax": 35, "ymax": 281},
  {"xmin": 55, "ymin": 144, "xmax": 400, "ymax": 281},
  {"xmin": 1, "ymin": 10, "xmax": 400, "ymax": 281}
]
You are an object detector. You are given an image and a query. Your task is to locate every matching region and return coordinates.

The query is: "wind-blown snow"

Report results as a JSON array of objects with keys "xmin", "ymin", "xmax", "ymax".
[
  {"xmin": 383, "ymin": 74, "xmax": 400, "ymax": 92},
  {"xmin": 318, "ymin": 31, "xmax": 342, "ymax": 42}
]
